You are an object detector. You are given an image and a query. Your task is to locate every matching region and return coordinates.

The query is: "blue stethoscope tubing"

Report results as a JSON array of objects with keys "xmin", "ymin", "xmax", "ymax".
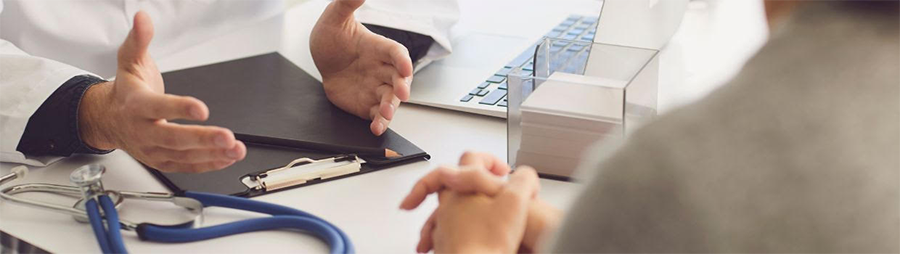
[{"xmin": 85, "ymin": 191, "xmax": 354, "ymax": 254}]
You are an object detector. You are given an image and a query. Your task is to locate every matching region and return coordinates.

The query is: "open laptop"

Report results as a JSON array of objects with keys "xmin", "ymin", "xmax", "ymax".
[{"xmin": 408, "ymin": 0, "xmax": 687, "ymax": 118}]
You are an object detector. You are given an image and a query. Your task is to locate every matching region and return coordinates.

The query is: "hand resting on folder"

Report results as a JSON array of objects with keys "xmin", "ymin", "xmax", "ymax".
[{"xmin": 76, "ymin": 0, "xmax": 415, "ymax": 173}]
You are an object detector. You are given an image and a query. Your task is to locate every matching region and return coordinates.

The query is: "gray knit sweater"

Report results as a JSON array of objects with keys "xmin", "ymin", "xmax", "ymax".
[{"xmin": 548, "ymin": 2, "xmax": 899, "ymax": 252}]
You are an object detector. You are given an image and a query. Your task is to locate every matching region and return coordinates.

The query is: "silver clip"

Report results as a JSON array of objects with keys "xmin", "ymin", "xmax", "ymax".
[{"xmin": 241, "ymin": 155, "xmax": 365, "ymax": 191}]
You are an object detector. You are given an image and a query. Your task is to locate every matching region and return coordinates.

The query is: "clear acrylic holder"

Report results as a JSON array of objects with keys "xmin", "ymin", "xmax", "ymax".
[{"xmin": 507, "ymin": 37, "xmax": 659, "ymax": 178}]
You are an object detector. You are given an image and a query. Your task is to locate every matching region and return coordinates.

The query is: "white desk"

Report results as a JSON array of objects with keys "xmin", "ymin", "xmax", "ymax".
[{"xmin": 0, "ymin": 0, "xmax": 767, "ymax": 252}]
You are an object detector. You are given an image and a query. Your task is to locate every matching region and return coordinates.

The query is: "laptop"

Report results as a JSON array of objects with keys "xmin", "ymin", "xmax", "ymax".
[{"xmin": 408, "ymin": 0, "xmax": 687, "ymax": 118}]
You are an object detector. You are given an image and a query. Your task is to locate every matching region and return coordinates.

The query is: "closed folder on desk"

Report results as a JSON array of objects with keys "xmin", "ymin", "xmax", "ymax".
[{"xmin": 144, "ymin": 52, "xmax": 430, "ymax": 197}]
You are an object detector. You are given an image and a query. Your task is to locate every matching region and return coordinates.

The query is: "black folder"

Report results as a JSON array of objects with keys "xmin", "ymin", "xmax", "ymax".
[{"xmin": 144, "ymin": 52, "xmax": 429, "ymax": 197}]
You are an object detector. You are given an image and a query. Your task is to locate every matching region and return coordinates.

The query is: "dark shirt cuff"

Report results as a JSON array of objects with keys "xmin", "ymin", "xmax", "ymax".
[
  {"xmin": 16, "ymin": 75, "xmax": 114, "ymax": 157},
  {"xmin": 363, "ymin": 23, "xmax": 435, "ymax": 64}
]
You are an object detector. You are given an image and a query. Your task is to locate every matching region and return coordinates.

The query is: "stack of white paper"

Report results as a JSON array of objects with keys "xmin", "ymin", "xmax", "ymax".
[{"xmin": 516, "ymin": 72, "xmax": 627, "ymax": 177}]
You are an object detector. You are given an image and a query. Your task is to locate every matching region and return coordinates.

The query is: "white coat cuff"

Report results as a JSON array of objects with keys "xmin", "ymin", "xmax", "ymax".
[{"xmin": 0, "ymin": 55, "xmax": 92, "ymax": 166}]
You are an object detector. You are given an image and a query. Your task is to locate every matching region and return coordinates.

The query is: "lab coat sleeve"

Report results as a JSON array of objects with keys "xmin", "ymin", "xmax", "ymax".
[
  {"xmin": 0, "ymin": 39, "xmax": 94, "ymax": 166},
  {"xmin": 354, "ymin": 0, "xmax": 460, "ymax": 68}
]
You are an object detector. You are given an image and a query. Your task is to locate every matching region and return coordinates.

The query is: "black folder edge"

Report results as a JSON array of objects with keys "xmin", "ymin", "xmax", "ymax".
[
  {"xmin": 234, "ymin": 133, "xmax": 419, "ymax": 166},
  {"xmin": 145, "ymin": 141, "xmax": 430, "ymax": 197}
]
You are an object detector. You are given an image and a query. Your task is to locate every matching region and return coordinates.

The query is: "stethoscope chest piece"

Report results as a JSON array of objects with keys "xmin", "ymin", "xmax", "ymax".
[
  {"xmin": 70, "ymin": 164, "xmax": 126, "ymax": 223},
  {"xmin": 70, "ymin": 164, "xmax": 104, "ymax": 186},
  {"xmin": 71, "ymin": 164, "xmax": 106, "ymax": 197}
]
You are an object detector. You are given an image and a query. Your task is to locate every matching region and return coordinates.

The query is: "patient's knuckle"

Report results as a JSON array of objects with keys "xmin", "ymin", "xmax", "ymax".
[
  {"xmin": 460, "ymin": 151, "xmax": 476, "ymax": 161},
  {"xmin": 520, "ymin": 167, "xmax": 539, "ymax": 180},
  {"xmin": 459, "ymin": 169, "xmax": 485, "ymax": 180},
  {"xmin": 435, "ymin": 166, "xmax": 457, "ymax": 176}
]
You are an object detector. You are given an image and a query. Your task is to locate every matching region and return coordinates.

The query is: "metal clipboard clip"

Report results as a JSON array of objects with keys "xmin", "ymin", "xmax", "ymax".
[{"xmin": 241, "ymin": 155, "xmax": 365, "ymax": 192}]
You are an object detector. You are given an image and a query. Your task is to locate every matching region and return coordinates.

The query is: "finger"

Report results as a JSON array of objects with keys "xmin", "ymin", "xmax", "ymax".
[
  {"xmin": 321, "ymin": 0, "xmax": 365, "ymax": 26},
  {"xmin": 367, "ymin": 84, "xmax": 392, "ymax": 120},
  {"xmin": 141, "ymin": 142, "xmax": 245, "ymax": 164},
  {"xmin": 154, "ymin": 159, "xmax": 236, "ymax": 174},
  {"xmin": 458, "ymin": 151, "xmax": 512, "ymax": 176},
  {"xmin": 377, "ymin": 39, "xmax": 413, "ymax": 78},
  {"xmin": 393, "ymin": 72, "xmax": 411, "ymax": 102},
  {"xmin": 399, "ymin": 166, "xmax": 457, "ymax": 210},
  {"xmin": 131, "ymin": 92, "xmax": 209, "ymax": 121},
  {"xmin": 399, "ymin": 166, "xmax": 506, "ymax": 210},
  {"xmin": 416, "ymin": 210, "xmax": 438, "ymax": 253},
  {"xmin": 371, "ymin": 65, "xmax": 396, "ymax": 85},
  {"xmin": 498, "ymin": 166, "xmax": 541, "ymax": 206},
  {"xmin": 378, "ymin": 91, "xmax": 400, "ymax": 121},
  {"xmin": 436, "ymin": 189, "xmax": 452, "ymax": 203},
  {"xmin": 369, "ymin": 85, "xmax": 394, "ymax": 136},
  {"xmin": 369, "ymin": 116, "xmax": 388, "ymax": 136},
  {"xmin": 149, "ymin": 123, "xmax": 237, "ymax": 150},
  {"xmin": 368, "ymin": 65, "xmax": 410, "ymax": 102},
  {"xmin": 118, "ymin": 11, "xmax": 154, "ymax": 67},
  {"xmin": 446, "ymin": 166, "xmax": 506, "ymax": 195}
]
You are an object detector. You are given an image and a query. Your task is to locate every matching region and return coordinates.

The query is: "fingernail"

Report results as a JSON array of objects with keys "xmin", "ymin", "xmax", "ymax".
[
  {"xmin": 375, "ymin": 122, "xmax": 385, "ymax": 134},
  {"xmin": 215, "ymin": 135, "xmax": 229, "ymax": 148},
  {"xmin": 405, "ymin": 77, "xmax": 412, "ymax": 85}
]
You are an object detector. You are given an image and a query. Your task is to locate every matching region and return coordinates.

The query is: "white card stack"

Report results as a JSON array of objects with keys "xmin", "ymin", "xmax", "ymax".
[{"xmin": 516, "ymin": 72, "xmax": 627, "ymax": 177}]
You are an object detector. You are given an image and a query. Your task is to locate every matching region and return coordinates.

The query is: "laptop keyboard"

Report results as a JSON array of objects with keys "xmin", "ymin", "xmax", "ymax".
[{"xmin": 460, "ymin": 15, "xmax": 599, "ymax": 107}]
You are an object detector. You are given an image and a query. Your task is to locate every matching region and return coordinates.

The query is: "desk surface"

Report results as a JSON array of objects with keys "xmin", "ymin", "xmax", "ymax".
[{"xmin": 0, "ymin": 0, "xmax": 767, "ymax": 252}]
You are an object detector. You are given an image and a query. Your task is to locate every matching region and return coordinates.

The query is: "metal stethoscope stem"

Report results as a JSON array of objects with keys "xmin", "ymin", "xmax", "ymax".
[{"xmin": 0, "ymin": 165, "xmax": 199, "ymax": 230}]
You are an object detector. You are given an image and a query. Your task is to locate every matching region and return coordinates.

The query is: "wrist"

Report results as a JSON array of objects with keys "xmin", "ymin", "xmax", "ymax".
[{"xmin": 78, "ymin": 81, "xmax": 118, "ymax": 150}]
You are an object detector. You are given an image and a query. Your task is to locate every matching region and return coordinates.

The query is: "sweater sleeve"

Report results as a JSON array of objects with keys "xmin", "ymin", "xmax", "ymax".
[
  {"xmin": 364, "ymin": 23, "xmax": 435, "ymax": 65},
  {"xmin": 16, "ymin": 75, "xmax": 113, "ymax": 157}
]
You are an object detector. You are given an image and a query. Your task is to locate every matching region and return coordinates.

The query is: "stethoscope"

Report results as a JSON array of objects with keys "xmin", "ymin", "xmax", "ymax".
[{"xmin": 0, "ymin": 164, "xmax": 354, "ymax": 254}]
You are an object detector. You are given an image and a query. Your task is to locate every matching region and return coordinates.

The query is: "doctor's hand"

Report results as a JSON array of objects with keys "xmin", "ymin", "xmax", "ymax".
[
  {"xmin": 78, "ymin": 11, "xmax": 246, "ymax": 173},
  {"xmin": 310, "ymin": 0, "xmax": 413, "ymax": 136},
  {"xmin": 400, "ymin": 152, "xmax": 562, "ymax": 253}
]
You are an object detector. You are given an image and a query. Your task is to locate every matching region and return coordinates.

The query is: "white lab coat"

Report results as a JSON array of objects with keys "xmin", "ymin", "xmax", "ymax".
[{"xmin": 0, "ymin": 0, "xmax": 459, "ymax": 166}]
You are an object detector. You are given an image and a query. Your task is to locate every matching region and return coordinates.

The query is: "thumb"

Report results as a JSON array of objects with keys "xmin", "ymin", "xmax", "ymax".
[
  {"xmin": 323, "ymin": 0, "xmax": 365, "ymax": 24},
  {"xmin": 118, "ymin": 11, "xmax": 154, "ymax": 66}
]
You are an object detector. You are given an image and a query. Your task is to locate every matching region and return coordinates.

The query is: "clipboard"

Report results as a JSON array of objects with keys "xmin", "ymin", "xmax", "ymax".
[{"xmin": 143, "ymin": 52, "xmax": 430, "ymax": 197}]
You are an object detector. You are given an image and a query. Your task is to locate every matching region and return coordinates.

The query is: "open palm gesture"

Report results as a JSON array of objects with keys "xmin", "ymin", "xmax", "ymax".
[{"xmin": 310, "ymin": 0, "xmax": 414, "ymax": 136}]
